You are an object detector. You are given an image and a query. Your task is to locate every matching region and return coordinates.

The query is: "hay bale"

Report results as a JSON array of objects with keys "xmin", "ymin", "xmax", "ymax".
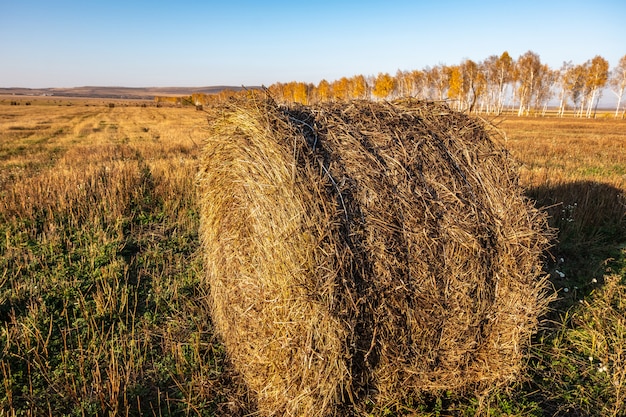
[{"xmin": 197, "ymin": 97, "xmax": 552, "ymax": 416}]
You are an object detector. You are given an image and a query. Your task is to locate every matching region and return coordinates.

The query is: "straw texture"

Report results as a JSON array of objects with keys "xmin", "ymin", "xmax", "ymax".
[{"xmin": 197, "ymin": 97, "xmax": 552, "ymax": 416}]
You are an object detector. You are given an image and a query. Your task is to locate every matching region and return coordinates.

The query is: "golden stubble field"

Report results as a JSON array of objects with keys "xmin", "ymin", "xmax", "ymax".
[
  {"xmin": 501, "ymin": 116, "xmax": 626, "ymax": 187},
  {"xmin": 0, "ymin": 97, "xmax": 625, "ymax": 416}
]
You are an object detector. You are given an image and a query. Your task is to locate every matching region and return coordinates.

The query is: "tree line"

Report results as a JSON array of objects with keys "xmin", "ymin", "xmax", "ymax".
[{"xmin": 266, "ymin": 51, "xmax": 626, "ymax": 118}]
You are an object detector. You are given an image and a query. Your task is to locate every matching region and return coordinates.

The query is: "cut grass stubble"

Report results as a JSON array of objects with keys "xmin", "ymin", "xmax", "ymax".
[{"xmin": 0, "ymin": 101, "xmax": 625, "ymax": 416}]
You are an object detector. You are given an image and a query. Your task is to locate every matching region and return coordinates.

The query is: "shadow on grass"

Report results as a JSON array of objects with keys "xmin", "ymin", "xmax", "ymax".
[
  {"xmin": 526, "ymin": 180, "xmax": 626, "ymax": 311},
  {"xmin": 523, "ymin": 180, "xmax": 626, "ymax": 416}
]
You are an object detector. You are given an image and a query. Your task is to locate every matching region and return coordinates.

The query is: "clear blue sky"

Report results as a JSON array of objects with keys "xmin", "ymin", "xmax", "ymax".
[{"xmin": 1, "ymin": 0, "xmax": 624, "ymax": 88}]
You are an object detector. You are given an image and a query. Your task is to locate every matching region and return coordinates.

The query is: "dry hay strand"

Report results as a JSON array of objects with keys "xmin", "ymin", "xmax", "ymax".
[{"xmin": 197, "ymin": 97, "xmax": 553, "ymax": 416}]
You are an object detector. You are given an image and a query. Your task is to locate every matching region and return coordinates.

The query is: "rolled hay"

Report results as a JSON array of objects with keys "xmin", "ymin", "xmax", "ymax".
[{"xmin": 197, "ymin": 97, "xmax": 553, "ymax": 416}]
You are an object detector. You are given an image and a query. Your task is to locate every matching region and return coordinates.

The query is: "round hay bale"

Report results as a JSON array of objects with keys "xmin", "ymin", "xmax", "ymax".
[{"xmin": 197, "ymin": 97, "xmax": 552, "ymax": 416}]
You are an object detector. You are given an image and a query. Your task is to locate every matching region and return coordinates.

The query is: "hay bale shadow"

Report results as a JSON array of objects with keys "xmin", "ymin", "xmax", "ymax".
[
  {"xmin": 526, "ymin": 180, "xmax": 626, "ymax": 310},
  {"xmin": 523, "ymin": 181, "xmax": 626, "ymax": 417}
]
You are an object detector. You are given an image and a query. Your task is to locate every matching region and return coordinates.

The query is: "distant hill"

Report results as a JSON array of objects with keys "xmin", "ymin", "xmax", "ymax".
[{"xmin": 0, "ymin": 86, "xmax": 259, "ymax": 100}]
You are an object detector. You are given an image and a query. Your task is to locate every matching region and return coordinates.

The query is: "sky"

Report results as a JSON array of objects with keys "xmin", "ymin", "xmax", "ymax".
[{"xmin": 1, "ymin": 0, "xmax": 625, "ymax": 88}]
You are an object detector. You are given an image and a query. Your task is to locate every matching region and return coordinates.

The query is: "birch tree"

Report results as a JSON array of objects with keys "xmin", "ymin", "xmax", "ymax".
[
  {"xmin": 567, "ymin": 64, "xmax": 588, "ymax": 116},
  {"xmin": 460, "ymin": 59, "xmax": 485, "ymax": 113},
  {"xmin": 425, "ymin": 65, "xmax": 448, "ymax": 101},
  {"xmin": 332, "ymin": 77, "xmax": 350, "ymax": 101},
  {"xmin": 408, "ymin": 70, "xmax": 426, "ymax": 98},
  {"xmin": 446, "ymin": 65, "xmax": 463, "ymax": 110},
  {"xmin": 535, "ymin": 66, "xmax": 558, "ymax": 116},
  {"xmin": 495, "ymin": 52, "xmax": 514, "ymax": 113},
  {"xmin": 268, "ymin": 82, "xmax": 286, "ymax": 102},
  {"xmin": 609, "ymin": 54, "xmax": 626, "ymax": 118},
  {"xmin": 396, "ymin": 70, "xmax": 410, "ymax": 98},
  {"xmin": 316, "ymin": 79, "xmax": 331, "ymax": 102},
  {"xmin": 555, "ymin": 62, "xmax": 572, "ymax": 116},
  {"xmin": 372, "ymin": 73, "xmax": 396, "ymax": 100},
  {"xmin": 483, "ymin": 55, "xmax": 499, "ymax": 113},
  {"xmin": 350, "ymin": 75, "xmax": 369, "ymax": 100},
  {"xmin": 293, "ymin": 82, "xmax": 310, "ymax": 105},
  {"xmin": 583, "ymin": 55, "xmax": 609, "ymax": 118},
  {"xmin": 483, "ymin": 52, "xmax": 513, "ymax": 114},
  {"xmin": 515, "ymin": 51, "xmax": 543, "ymax": 116}
]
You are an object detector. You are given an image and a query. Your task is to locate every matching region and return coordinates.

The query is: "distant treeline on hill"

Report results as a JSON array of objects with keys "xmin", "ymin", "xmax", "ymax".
[{"xmin": 0, "ymin": 86, "xmax": 254, "ymax": 102}]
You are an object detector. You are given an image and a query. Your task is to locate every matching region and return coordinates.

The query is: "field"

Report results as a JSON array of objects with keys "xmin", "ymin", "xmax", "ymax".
[{"xmin": 0, "ymin": 98, "xmax": 625, "ymax": 416}]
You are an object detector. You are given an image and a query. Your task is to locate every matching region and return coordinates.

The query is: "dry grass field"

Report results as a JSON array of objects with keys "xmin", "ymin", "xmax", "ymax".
[
  {"xmin": 500, "ymin": 116, "xmax": 626, "ymax": 417},
  {"xmin": 0, "ymin": 98, "xmax": 238, "ymax": 416},
  {"xmin": 503, "ymin": 116, "xmax": 626, "ymax": 297},
  {"xmin": 0, "ymin": 98, "xmax": 625, "ymax": 416}
]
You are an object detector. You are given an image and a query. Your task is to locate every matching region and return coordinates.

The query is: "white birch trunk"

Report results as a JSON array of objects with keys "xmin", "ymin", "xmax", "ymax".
[{"xmin": 614, "ymin": 88, "xmax": 624, "ymax": 118}]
